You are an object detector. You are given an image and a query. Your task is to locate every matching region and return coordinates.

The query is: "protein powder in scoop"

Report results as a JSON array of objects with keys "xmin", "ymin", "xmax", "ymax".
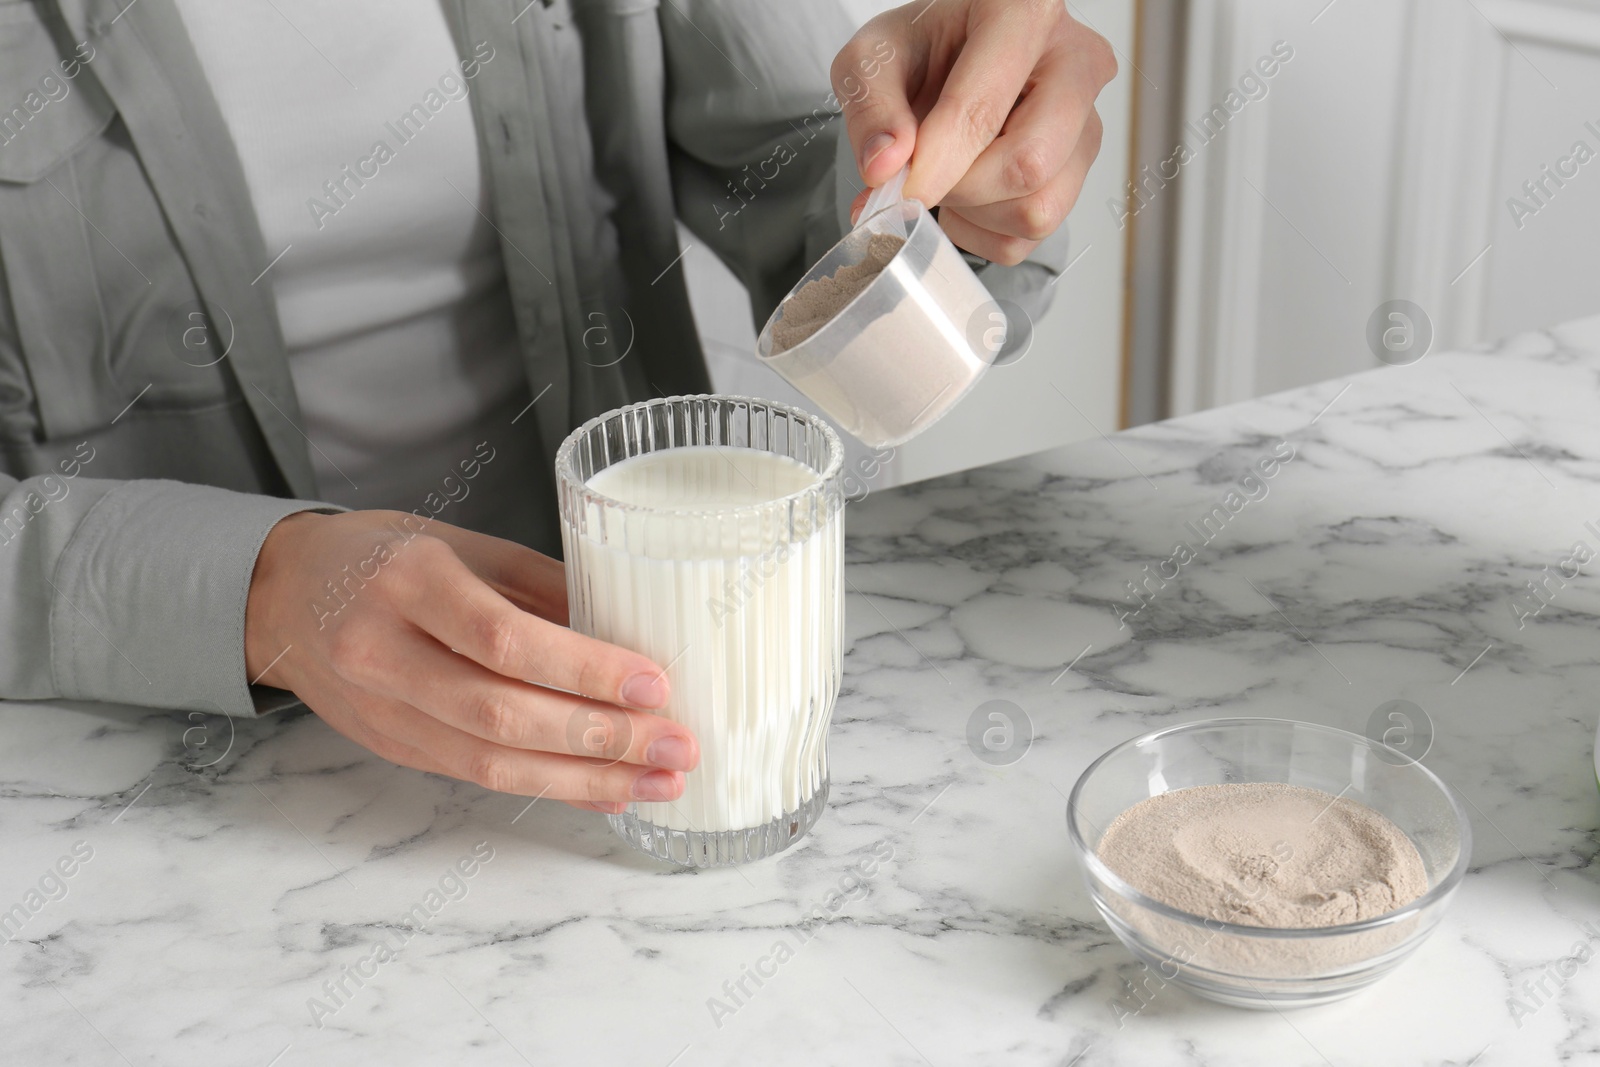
[
  {"xmin": 770, "ymin": 232, "xmax": 906, "ymax": 354},
  {"xmin": 1096, "ymin": 782, "xmax": 1429, "ymax": 928}
]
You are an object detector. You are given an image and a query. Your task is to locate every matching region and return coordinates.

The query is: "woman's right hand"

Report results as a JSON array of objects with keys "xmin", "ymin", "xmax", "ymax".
[{"xmin": 242, "ymin": 510, "xmax": 698, "ymax": 814}]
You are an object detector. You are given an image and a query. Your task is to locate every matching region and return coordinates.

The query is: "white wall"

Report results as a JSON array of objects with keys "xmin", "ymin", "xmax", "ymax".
[
  {"xmin": 1170, "ymin": 0, "xmax": 1600, "ymax": 414},
  {"xmin": 1476, "ymin": 4, "xmax": 1600, "ymax": 340},
  {"xmin": 686, "ymin": 0, "xmax": 1133, "ymax": 488}
]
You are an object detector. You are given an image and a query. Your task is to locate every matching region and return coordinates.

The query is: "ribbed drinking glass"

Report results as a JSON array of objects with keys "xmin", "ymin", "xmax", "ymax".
[{"xmin": 555, "ymin": 395, "xmax": 844, "ymax": 866}]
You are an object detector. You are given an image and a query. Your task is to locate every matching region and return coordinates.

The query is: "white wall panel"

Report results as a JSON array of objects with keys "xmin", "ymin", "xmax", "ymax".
[{"xmin": 1171, "ymin": 0, "xmax": 1600, "ymax": 413}]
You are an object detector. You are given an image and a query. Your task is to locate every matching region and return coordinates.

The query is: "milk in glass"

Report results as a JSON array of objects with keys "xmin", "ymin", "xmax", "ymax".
[{"xmin": 568, "ymin": 444, "xmax": 841, "ymax": 840}]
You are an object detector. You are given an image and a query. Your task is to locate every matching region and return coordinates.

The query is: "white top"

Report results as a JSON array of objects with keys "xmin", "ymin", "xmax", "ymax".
[{"xmin": 173, "ymin": 0, "xmax": 542, "ymax": 537}]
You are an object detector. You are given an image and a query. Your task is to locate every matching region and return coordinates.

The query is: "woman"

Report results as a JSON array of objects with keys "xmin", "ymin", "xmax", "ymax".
[{"xmin": 0, "ymin": 0, "xmax": 1112, "ymax": 812}]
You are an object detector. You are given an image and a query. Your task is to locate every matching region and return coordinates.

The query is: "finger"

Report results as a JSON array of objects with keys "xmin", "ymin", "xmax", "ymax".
[
  {"xmin": 299, "ymin": 680, "xmax": 452, "ymax": 775},
  {"xmin": 413, "ymin": 516, "xmax": 569, "ymax": 623},
  {"xmin": 334, "ymin": 623, "xmax": 699, "ymax": 771},
  {"xmin": 304, "ymin": 682, "xmax": 640, "ymax": 814},
  {"xmin": 903, "ymin": 0, "xmax": 1059, "ymax": 208},
  {"xmin": 832, "ymin": 17, "xmax": 920, "ymax": 186},
  {"xmin": 350, "ymin": 690, "xmax": 687, "ymax": 803},
  {"xmin": 940, "ymin": 109, "xmax": 1103, "ymax": 243},
  {"xmin": 848, "ymin": 188, "xmax": 870, "ymax": 225},
  {"xmin": 389, "ymin": 537, "xmax": 672, "ymax": 709},
  {"xmin": 939, "ymin": 40, "xmax": 1105, "ymax": 209},
  {"xmin": 938, "ymin": 207, "xmax": 1040, "ymax": 267},
  {"xmin": 568, "ymin": 800, "xmax": 627, "ymax": 815}
]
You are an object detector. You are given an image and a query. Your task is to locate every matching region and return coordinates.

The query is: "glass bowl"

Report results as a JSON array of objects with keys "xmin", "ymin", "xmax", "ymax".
[{"xmin": 1067, "ymin": 717, "xmax": 1472, "ymax": 1009}]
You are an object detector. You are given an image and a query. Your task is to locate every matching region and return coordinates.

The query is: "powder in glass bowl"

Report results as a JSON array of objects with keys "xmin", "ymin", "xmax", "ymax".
[{"xmin": 1095, "ymin": 782, "xmax": 1429, "ymax": 929}]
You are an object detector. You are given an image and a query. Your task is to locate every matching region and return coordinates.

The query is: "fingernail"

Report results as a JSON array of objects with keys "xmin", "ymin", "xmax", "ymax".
[
  {"xmin": 645, "ymin": 736, "xmax": 696, "ymax": 772},
  {"xmin": 860, "ymin": 132, "xmax": 894, "ymax": 173},
  {"xmin": 631, "ymin": 770, "xmax": 681, "ymax": 802},
  {"xmin": 621, "ymin": 672, "xmax": 668, "ymax": 708}
]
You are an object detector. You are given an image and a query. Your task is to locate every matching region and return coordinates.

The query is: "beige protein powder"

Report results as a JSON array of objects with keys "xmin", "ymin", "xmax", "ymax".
[
  {"xmin": 1096, "ymin": 782, "xmax": 1429, "ymax": 929},
  {"xmin": 770, "ymin": 233, "xmax": 906, "ymax": 354}
]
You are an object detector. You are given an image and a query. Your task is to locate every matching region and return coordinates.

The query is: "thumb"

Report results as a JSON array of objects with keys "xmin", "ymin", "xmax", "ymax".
[{"xmin": 831, "ymin": 35, "xmax": 917, "ymax": 189}]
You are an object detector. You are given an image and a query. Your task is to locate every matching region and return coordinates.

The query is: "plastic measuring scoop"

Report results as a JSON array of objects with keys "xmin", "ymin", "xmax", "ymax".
[
  {"xmin": 755, "ymin": 165, "xmax": 1001, "ymax": 448},
  {"xmin": 861, "ymin": 165, "xmax": 909, "ymax": 236}
]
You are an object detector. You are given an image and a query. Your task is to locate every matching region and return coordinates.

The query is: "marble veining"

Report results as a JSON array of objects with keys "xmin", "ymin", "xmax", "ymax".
[{"xmin": 4, "ymin": 315, "xmax": 1600, "ymax": 1065}]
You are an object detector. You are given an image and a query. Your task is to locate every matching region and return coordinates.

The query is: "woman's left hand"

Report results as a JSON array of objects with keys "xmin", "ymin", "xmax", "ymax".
[{"xmin": 832, "ymin": 0, "xmax": 1117, "ymax": 265}]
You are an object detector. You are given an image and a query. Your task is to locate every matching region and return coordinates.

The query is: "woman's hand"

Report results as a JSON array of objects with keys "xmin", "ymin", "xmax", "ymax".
[
  {"xmin": 833, "ymin": 0, "xmax": 1116, "ymax": 265},
  {"xmin": 244, "ymin": 510, "xmax": 698, "ymax": 814}
]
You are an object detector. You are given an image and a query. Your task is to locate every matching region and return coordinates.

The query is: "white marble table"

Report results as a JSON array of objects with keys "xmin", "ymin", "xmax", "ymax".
[{"xmin": 6, "ymin": 315, "xmax": 1600, "ymax": 1067}]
